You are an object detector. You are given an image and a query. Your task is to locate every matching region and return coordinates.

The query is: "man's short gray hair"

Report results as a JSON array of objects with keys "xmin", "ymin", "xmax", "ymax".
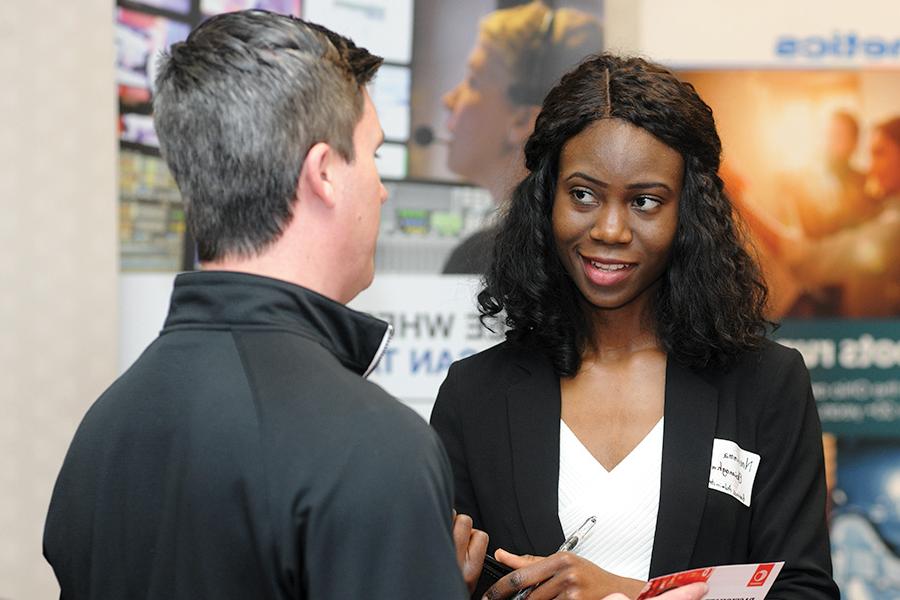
[{"xmin": 153, "ymin": 10, "xmax": 383, "ymax": 261}]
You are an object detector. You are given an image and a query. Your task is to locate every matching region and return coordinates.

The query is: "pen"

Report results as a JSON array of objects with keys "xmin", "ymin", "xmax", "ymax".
[{"xmin": 510, "ymin": 515, "xmax": 597, "ymax": 600}]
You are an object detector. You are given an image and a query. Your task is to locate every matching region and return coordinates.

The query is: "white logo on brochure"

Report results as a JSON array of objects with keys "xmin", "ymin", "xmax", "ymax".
[{"xmin": 708, "ymin": 438, "xmax": 761, "ymax": 507}]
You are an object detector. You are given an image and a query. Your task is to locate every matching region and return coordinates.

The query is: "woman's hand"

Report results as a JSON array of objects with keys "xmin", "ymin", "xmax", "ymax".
[
  {"xmin": 613, "ymin": 582, "xmax": 708, "ymax": 600},
  {"xmin": 452, "ymin": 511, "xmax": 489, "ymax": 594},
  {"xmin": 484, "ymin": 548, "xmax": 647, "ymax": 600}
]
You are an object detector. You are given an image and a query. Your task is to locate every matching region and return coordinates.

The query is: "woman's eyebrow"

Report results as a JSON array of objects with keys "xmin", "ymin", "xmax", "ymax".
[
  {"xmin": 564, "ymin": 171, "xmax": 673, "ymax": 192},
  {"xmin": 565, "ymin": 171, "xmax": 607, "ymax": 187}
]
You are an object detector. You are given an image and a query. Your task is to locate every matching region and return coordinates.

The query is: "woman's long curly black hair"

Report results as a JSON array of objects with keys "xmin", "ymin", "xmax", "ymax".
[{"xmin": 478, "ymin": 54, "xmax": 771, "ymax": 376}]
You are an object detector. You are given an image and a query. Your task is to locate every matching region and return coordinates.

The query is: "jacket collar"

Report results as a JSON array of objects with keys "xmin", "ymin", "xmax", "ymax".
[
  {"xmin": 506, "ymin": 349, "xmax": 718, "ymax": 572},
  {"xmin": 162, "ymin": 271, "xmax": 392, "ymax": 377}
]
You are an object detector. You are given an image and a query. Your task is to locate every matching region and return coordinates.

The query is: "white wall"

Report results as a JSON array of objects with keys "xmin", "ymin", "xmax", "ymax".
[
  {"xmin": 0, "ymin": 1, "xmax": 117, "ymax": 598},
  {"xmin": 604, "ymin": 0, "xmax": 641, "ymax": 55}
]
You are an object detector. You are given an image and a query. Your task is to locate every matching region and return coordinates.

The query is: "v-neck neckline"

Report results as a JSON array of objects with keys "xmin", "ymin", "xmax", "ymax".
[{"xmin": 560, "ymin": 417, "xmax": 664, "ymax": 475}]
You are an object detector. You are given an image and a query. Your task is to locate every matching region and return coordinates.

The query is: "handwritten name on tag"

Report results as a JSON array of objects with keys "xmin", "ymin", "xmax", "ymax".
[{"xmin": 708, "ymin": 438, "xmax": 760, "ymax": 507}]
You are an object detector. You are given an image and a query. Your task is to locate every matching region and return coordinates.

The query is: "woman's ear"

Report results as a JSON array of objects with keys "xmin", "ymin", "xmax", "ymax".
[
  {"xmin": 298, "ymin": 142, "xmax": 338, "ymax": 209},
  {"xmin": 507, "ymin": 104, "xmax": 541, "ymax": 146}
]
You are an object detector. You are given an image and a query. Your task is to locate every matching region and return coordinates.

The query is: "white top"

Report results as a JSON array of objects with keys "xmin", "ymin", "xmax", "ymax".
[{"xmin": 558, "ymin": 418, "xmax": 664, "ymax": 581}]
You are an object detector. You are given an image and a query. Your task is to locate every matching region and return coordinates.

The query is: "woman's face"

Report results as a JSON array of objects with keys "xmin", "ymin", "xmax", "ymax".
[
  {"xmin": 442, "ymin": 40, "xmax": 518, "ymax": 187},
  {"xmin": 552, "ymin": 118, "xmax": 684, "ymax": 315}
]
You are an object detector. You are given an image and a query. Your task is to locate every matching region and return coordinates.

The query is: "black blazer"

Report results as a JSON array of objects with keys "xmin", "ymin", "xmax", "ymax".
[{"xmin": 431, "ymin": 339, "xmax": 839, "ymax": 599}]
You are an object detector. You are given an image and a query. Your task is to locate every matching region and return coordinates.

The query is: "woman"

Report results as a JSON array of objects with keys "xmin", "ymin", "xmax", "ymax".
[
  {"xmin": 440, "ymin": 1, "xmax": 602, "ymax": 274},
  {"xmin": 430, "ymin": 54, "xmax": 839, "ymax": 599}
]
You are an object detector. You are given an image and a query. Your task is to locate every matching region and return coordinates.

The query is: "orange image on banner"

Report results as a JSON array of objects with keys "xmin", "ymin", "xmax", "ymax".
[{"xmin": 678, "ymin": 70, "xmax": 900, "ymax": 319}]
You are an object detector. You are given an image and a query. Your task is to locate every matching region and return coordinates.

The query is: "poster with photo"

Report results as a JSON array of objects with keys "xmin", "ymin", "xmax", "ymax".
[
  {"xmin": 408, "ymin": 0, "xmax": 605, "ymax": 184},
  {"xmin": 677, "ymin": 69, "xmax": 900, "ymax": 320},
  {"xmin": 372, "ymin": 0, "xmax": 605, "ymax": 276}
]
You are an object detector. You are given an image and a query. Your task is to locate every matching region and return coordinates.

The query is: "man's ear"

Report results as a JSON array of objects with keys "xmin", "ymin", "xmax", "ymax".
[
  {"xmin": 507, "ymin": 104, "xmax": 541, "ymax": 146},
  {"xmin": 298, "ymin": 142, "xmax": 339, "ymax": 208}
]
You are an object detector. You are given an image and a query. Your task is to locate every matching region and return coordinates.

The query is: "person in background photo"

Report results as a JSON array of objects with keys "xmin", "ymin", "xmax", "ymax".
[
  {"xmin": 441, "ymin": 0, "xmax": 602, "ymax": 274},
  {"xmin": 793, "ymin": 110, "xmax": 869, "ymax": 239},
  {"xmin": 431, "ymin": 53, "xmax": 839, "ymax": 599},
  {"xmin": 770, "ymin": 110, "xmax": 870, "ymax": 317}
]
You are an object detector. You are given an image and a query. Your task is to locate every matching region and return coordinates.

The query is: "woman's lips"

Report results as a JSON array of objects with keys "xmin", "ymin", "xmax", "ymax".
[{"xmin": 580, "ymin": 255, "xmax": 636, "ymax": 286}]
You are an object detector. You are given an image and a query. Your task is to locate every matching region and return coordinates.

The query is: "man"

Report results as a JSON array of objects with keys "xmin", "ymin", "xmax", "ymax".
[
  {"xmin": 44, "ymin": 11, "xmax": 481, "ymax": 599},
  {"xmin": 44, "ymin": 11, "xmax": 708, "ymax": 600}
]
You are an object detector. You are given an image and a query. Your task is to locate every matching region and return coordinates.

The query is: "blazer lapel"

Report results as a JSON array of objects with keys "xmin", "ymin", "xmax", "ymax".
[
  {"xmin": 506, "ymin": 354, "xmax": 565, "ymax": 556},
  {"xmin": 649, "ymin": 360, "xmax": 718, "ymax": 577}
]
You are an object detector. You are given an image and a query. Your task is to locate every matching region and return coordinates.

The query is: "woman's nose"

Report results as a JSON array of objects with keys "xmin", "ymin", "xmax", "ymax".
[{"xmin": 589, "ymin": 204, "xmax": 632, "ymax": 245}]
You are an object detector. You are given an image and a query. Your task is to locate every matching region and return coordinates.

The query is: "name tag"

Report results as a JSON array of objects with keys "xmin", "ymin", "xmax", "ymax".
[{"xmin": 708, "ymin": 438, "xmax": 760, "ymax": 507}]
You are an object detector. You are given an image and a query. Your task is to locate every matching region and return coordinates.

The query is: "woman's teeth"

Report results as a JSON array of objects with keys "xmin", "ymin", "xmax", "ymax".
[{"xmin": 591, "ymin": 261, "xmax": 627, "ymax": 271}]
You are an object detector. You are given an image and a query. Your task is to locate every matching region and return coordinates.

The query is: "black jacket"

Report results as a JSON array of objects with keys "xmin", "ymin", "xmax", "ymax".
[
  {"xmin": 45, "ymin": 271, "xmax": 467, "ymax": 600},
  {"xmin": 431, "ymin": 339, "xmax": 839, "ymax": 599}
]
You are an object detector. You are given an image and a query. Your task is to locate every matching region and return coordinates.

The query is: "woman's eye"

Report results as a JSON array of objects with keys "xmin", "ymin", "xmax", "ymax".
[
  {"xmin": 571, "ymin": 188, "xmax": 594, "ymax": 204},
  {"xmin": 633, "ymin": 196, "xmax": 662, "ymax": 211}
]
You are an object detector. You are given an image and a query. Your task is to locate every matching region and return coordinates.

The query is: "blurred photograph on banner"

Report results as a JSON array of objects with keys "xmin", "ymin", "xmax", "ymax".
[
  {"xmin": 372, "ymin": 0, "xmax": 604, "ymax": 275},
  {"xmin": 410, "ymin": 1, "xmax": 604, "ymax": 184},
  {"xmin": 677, "ymin": 70, "xmax": 900, "ymax": 319}
]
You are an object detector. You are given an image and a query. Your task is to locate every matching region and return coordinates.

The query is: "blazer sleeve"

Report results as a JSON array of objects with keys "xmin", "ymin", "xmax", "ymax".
[
  {"xmin": 431, "ymin": 362, "xmax": 484, "ymax": 530},
  {"xmin": 749, "ymin": 349, "xmax": 839, "ymax": 599}
]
